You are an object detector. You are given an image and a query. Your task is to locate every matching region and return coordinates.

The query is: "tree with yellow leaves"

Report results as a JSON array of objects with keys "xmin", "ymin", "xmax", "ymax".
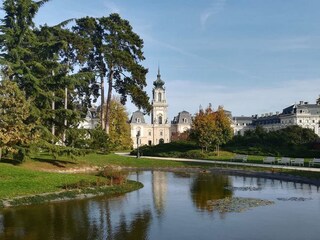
[
  {"xmin": 108, "ymin": 97, "xmax": 132, "ymax": 150},
  {"xmin": 190, "ymin": 104, "xmax": 233, "ymax": 154},
  {"xmin": 0, "ymin": 80, "xmax": 38, "ymax": 161}
]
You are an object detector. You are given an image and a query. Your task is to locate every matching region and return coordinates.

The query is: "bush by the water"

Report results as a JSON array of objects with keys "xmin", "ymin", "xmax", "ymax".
[
  {"xmin": 131, "ymin": 141, "xmax": 208, "ymax": 158},
  {"xmin": 225, "ymin": 125, "xmax": 320, "ymax": 157}
]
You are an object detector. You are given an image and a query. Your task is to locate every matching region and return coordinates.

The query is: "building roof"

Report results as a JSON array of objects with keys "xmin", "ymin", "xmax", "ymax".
[
  {"xmin": 129, "ymin": 110, "xmax": 146, "ymax": 124},
  {"xmin": 172, "ymin": 111, "xmax": 192, "ymax": 124},
  {"xmin": 282, "ymin": 102, "xmax": 320, "ymax": 115},
  {"xmin": 233, "ymin": 116, "xmax": 254, "ymax": 124}
]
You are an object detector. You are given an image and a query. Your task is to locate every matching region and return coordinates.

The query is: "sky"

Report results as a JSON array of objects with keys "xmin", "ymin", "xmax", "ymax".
[{"xmin": 2, "ymin": 0, "xmax": 320, "ymax": 119}]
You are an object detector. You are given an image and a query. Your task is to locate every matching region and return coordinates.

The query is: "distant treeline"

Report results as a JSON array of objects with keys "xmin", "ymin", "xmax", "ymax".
[{"xmin": 224, "ymin": 125, "xmax": 320, "ymax": 157}]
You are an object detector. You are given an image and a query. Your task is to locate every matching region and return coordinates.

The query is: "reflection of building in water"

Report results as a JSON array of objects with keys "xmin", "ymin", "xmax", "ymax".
[{"xmin": 152, "ymin": 171, "xmax": 168, "ymax": 215}]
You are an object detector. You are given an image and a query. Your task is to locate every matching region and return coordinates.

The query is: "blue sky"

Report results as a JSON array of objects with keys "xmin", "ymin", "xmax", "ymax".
[{"xmin": 3, "ymin": 0, "xmax": 320, "ymax": 118}]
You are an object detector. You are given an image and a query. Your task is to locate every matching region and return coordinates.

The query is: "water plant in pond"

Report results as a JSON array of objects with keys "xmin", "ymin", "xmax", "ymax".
[{"xmin": 206, "ymin": 197, "xmax": 274, "ymax": 213}]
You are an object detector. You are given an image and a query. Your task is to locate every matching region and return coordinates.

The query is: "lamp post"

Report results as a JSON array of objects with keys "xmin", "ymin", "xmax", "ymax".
[{"xmin": 136, "ymin": 131, "xmax": 140, "ymax": 158}]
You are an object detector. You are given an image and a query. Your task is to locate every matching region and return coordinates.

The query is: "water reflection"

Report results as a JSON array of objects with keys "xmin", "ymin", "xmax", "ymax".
[
  {"xmin": 0, "ymin": 195, "xmax": 152, "ymax": 240},
  {"xmin": 190, "ymin": 173, "xmax": 232, "ymax": 212},
  {"xmin": 152, "ymin": 171, "xmax": 167, "ymax": 216},
  {"xmin": 1, "ymin": 172, "xmax": 320, "ymax": 240},
  {"xmin": 109, "ymin": 210, "xmax": 151, "ymax": 240}
]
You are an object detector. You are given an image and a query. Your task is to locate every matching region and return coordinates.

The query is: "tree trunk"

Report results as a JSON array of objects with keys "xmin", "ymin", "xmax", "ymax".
[
  {"xmin": 0, "ymin": 147, "xmax": 2, "ymax": 161},
  {"xmin": 100, "ymin": 74, "xmax": 105, "ymax": 130},
  {"xmin": 62, "ymin": 87, "xmax": 67, "ymax": 144},
  {"xmin": 105, "ymin": 70, "xmax": 114, "ymax": 134},
  {"xmin": 51, "ymin": 71, "xmax": 55, "ymax": 140},
  {"xmin": 52, "ymin": 92, "xmax": 55, "ymax": 140}
]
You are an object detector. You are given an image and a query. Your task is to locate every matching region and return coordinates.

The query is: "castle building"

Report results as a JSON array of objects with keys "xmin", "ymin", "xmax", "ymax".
[
  {"xmin": 233, "ymin": 101, "xmax": 320, "ymax": 136},
  {"xmin": 129, "ymin": 69, "xmax": 175, "ymax": 148}
]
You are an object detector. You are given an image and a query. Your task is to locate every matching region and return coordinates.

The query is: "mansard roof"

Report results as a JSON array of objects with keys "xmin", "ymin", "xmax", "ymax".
[
  {"xmin": 129, "ymin": 110, "xmax": 146, "ymax": 124},
  {"xmin": 172, "ymin": 111, "xmax": 192, "ymax": 124},
  {"xmin": 282, "ymin": 102, "xmax": 320, "ymax": 115}
]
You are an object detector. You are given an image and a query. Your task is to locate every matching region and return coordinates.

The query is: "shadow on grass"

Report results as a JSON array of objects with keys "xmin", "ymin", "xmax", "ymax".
[
  {"xmin": 0, "ymin": 158, "xmax": 21, "ymax": 165},
  {"xmin": 32, "ymin": 158, "xmax": 76, "ymax": 168}
]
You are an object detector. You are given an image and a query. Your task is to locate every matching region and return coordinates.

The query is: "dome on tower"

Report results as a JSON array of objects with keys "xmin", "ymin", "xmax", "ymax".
[{"xmin": 153, "ymin": 67, "xmax": 165, "ymax": 89}]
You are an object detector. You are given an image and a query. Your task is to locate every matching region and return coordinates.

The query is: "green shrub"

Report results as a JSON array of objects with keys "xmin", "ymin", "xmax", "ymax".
[{"xmin": 179, "ymin": 150, "xmax": 208, "ymax": 159}]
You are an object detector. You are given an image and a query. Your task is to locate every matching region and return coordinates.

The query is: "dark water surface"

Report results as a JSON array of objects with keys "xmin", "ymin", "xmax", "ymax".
[{"xmin": 1, "ymin": 171, "xmax": 320, "ymax": 240}]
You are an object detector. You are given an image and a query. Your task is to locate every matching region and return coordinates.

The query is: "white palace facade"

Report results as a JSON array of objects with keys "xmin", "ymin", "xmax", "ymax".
[
  {"xmin": 233, "ymin": 101, "xmax": 320, "ymax": 137},
  {"xmin": 129, "ymin": 70, "xmax": 192, "ymax": 148}
]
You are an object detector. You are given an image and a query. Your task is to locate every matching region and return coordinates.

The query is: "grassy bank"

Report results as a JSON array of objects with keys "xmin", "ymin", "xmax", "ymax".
[
  {"xmin": 2, "ymin": 148, "xmax": 320, "ymax": 207},
  {"xmin": 0, "ymin": 160, "xmax": 143, "ymax": 208},
  {"xmin": 0, "ymin": 180, "xmax": 143, "ymax": 208}
]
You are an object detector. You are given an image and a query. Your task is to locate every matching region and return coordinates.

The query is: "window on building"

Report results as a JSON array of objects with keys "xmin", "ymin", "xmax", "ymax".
[
  {"xmin": 299, "ymin": 120, "xmax": 302, "ymax": 123},
  {"xmin": 160, "ymin": 131, "xmax": 163, "ymax": 136},
  {"xmin": 136, "ymin": 118, "xmax": 141, "ymax": 123},
  {"xmin": 158, "ymin": 115, "xmax": 163, "ymax": 124},
  {"xmin": 159, "ymin": 138, "xmax": 164, "ymax": 144},
  {"xmin": 148, "ymin": 131, "xmax": 151, "ymax": 136},
  {"xmin": 183, "ymin": 118, "xmax": 188, "ymax": 123},
  {"xmin": 148, "ymin": 140, "xmax": 152, "ymax": 146},
  {"xmin": 158, "ymin": 93, "xmax": 162, "ymax": 102}
]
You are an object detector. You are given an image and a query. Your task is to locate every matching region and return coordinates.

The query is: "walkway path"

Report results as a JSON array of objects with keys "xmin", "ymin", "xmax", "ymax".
[{"xmin": 116, "ymin": 153, "xmax": 320, "ymax": 173}]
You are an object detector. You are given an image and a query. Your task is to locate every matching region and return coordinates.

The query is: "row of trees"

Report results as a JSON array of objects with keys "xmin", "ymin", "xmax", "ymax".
[{"xmin": 0, "ymin": 0, "xmax": 150, "ymax": 159}]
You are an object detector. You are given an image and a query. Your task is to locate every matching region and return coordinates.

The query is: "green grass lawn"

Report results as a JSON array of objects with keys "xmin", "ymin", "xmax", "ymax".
[
  {"xmin": 0, "ymin": 162, "xmax": 105, "ymax": 199},
  {"xmin": 2, "ymin": 149, "xmax": 320, "ymax": 202}
]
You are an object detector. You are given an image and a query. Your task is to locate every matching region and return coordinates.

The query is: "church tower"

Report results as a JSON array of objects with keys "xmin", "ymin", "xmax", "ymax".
[
  {"xmin": 152, "ymin": 67, "xmax": 168, "ymax": 125},
  {"xmin": 151, "ymin": 68, "xmax": 170, "ymax": 144}
]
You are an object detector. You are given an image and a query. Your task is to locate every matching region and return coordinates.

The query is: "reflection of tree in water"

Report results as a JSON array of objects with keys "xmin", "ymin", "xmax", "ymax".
[
  {"xmin": 107, "ymin": 210, "xmax": 152, "ymax": 240},
  {"xmin": 190, "ymin": 173, "xmax": 232, "ymax": 212},
  {"xmin": 0, "ymin": 197, "xmax": 152, "ymax": 240},
  {"xmin": 0, "ymin": 200, "xmax": 94, "ymax": 240}
]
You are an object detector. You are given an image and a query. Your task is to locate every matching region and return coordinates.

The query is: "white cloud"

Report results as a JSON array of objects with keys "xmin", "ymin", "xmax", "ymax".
[{"xmin": 200, "ymin": 0, "xmax": 227, "ymax": 30}]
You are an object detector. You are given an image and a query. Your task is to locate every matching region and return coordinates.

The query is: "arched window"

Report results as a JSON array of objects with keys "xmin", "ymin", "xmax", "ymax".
[
  {"xmin": 183, "ymin": 118, "xmax": 188, "ymax": 123},
  {"xmin": 136, "ymin": 127, "xmax": 141, "ymax": 137},
  {"xmin": 159, "ymin": 138, "xmax": 164, "ymax": 144},
  {"xmin": 136, "ymin": 118, "xmax": 141, "ymax": 123},
  {"xmin": 158, "ymin": 93, "xmax": 162, "ymax": 102},
  {"xmin": 158, "ymin": 115, "xmax": 163, "ymax": 124}
]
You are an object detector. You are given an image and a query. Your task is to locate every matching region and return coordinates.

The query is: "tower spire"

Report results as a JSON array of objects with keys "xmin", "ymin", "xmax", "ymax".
[{"xmin": 157, "ymin": 65, "xmax": 161, "ymax": 79}]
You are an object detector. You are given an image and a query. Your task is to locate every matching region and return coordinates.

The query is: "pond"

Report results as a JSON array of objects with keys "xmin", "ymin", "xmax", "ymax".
[{"xmin": 0, "ymin": 171, "xmax": 320, "ymax": 240}]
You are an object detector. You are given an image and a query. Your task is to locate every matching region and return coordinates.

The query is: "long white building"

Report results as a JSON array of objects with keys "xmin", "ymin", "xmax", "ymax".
[{"xmin": 233, "ymin": 101, "xmax": 320, "ymax": 136}]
